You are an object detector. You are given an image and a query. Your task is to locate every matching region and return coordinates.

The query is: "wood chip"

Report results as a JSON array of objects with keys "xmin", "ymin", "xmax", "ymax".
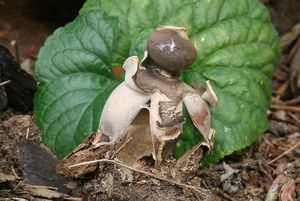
[
  {"xmin": 0, "ymin": 173, "xmax": 19, "ymax": 183},
  {"xmin": 25, "ymin": 185, "xmax": 68, "ymax": 199}
]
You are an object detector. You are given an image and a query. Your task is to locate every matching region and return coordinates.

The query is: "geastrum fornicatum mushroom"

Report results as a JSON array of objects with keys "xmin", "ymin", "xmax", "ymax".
[{"xmin": 96, "ymin": 26, "xmax": 218, "ymax": 166}]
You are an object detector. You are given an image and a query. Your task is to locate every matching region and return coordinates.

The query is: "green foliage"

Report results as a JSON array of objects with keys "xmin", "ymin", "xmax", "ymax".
[
  {"xmin": 34, "ymin": 11, "xmax": 120, "ymax": 158},
  {"xmin": 34, "ymin": 0, "xmax": 280, "ymax": 162}
]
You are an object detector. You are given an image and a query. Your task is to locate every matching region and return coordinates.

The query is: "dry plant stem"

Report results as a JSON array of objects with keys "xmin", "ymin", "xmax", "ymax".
[
  {"xmin": 10, "ymin": 40, "xmax": 20, "ymax": 64},
  {"xmin": 69, "ymin": 159, "xmax": 209, "ymax": 195},
  {"xmin": 216, "ymin": 189, "xmax": 239, "ymax": 201},
  {"xmin": 64, "ymin": 197, "xmax": 83, "ymax": 201},
  {"xmin": 275, "ymin": 79, "xmax": 289, "ymax": 98},
  {"xmin": 280, "ymin": 63, "xmax": 291, "ymax": 73},
  {"xmin": 258, "ymin": 161, "xmax": 273, "ymax": 182},
  {"xmin": 25, "ymin": 115, "xmax": 35, "ymax": 139},
  {"xmin": 287, "ymin": 37, "xmax": 300, "ymax": 64},
  {"xmin": 0, "ymin": 80, "xmax": 11, "ymax": 86},
  {"xmin": 26, "ymin": 127, "xmax": 30, "ymax": 139},
  {"xmin": 280, "ymin": 23, "xmax": 300, "ymax": 50},
  {"xmin": 285, "ymin": 97, "xmax": 300, "ymax": 105},
  {"xmin": 288, "ymin": 113, "xmax": 300, "ymax": 127},
  {"xmin": 271, "ymin": 104, "xmax": 300, "ymax": 113},
  {"xmin": 268, "ymin": 141, "xmax": 300, "ymax": 165},
  {"xmin": 10, "ymin": 166, "xmax": 20, "ymax": 178},
  {"xmin": 13, "ymin": 180, "xmax": 23, "ymax": 191},
  {"xmin": 269, "ymin": 117, "xmax": 300, "ymax": 129},
  {"xmin": 191, "ymin": 189, "xmax": 203, "ymax": 201},
  {"xmin": 111, "ymin": 136, "xmax": 133, "ymax": 159}
]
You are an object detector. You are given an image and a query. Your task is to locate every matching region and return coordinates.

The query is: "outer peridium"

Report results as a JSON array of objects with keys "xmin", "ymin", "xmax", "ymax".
[{"xmin": 98, "ymin": 54, "xmax": 216, "ymax": 165}]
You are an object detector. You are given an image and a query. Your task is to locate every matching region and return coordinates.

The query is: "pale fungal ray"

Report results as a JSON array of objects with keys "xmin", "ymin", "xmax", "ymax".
[
  {"xmin": 123, "ymin": 56, "xmax": 143, "ymax": 92},
  {"xmin": 98, "ymin": 82, "xmax": 151, "ymax": 142},
  {"xmin": 183, "ymin": 92, "xmax": 215, "ymax": 149}
]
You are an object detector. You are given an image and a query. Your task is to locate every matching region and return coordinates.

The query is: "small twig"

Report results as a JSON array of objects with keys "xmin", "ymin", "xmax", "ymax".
[
  {"xmin": 0, "ymin": 80, "xmax": 11, "ymax": 86},
  {"xmin": 287, "ymin": 37, "xmax": 300, "ymax": 64},
  {"xmin": 279, "ymin": 63, "xmax": 290, "ymax": 73},
  {"xmin": 202, "ymin": 180, "xmax": 210, "ymax": 190},
  {"xmin": 269, "ymin": 116, "xmax": 300, "ymax": 129},
  {"xmin": 285, "ymin": 96, "xmax": 300, "ymax": 105},
  {"xmin": 111, "ymin": 136, "xmax": 133, "ymax": 159},
  {"xmin": 64, "ymin": 197, "xmax": 83, "ymax": 201},
  {"xmin": 287, "ymin": 113, "xmax": 300, "ymax": 127},
  {"xmin": 275, "ymin": 80, "xmax": 289, "ymax": 98},
  {"xmin": 216, "ymin": 189, "xmax": 239, "ymax": 201},
  {"xmin": 11, "ymin": 166, "xmax": 20, "ymax": 179},
  {"xmin": 191, "ymin": 189, "xmax": 203, "ymax": 201},
  {"xmin": 270, "ymin": 104, "xmax": 300, "ymax": 113},
  {"xmin": 0, "ymin": 189, "xmax": 11, "ymax": 192},
  {"xmin": 13, "ymin": 180, "xmax": 23, "ymax": 191},
  {"xmin": 268, "ymin": 141, "xmax": 300, "ymax": 165},
  {"xmin": 10, "ymin": 40, "xmax": 20, "ymax": 64},
  {"xmin": 26, "ymin": 127, "xmax": 30, "ymax": 139},
  {"xmin": 258, "ymin": 161, "xmax": 273, "ymax": 182},
  {"xmin": 69, "ymin": 159, "xmax": 209, "ymax": 195},
  {"xmin": 26, "ymin": 115, "xmax": 35, "ymax": 140}
]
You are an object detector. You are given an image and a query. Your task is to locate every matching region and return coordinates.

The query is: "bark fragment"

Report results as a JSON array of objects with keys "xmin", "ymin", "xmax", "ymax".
[{"xmin": 0, "ymin": 45, "xmax": 36, "ymax": 112}]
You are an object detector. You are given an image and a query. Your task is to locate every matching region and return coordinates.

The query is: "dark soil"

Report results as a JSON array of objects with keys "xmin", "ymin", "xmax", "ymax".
[
  {"xmin": 0, "ymin": 0, "xmax": 85, "ymax": 59},
  {"xmin": 1, "ymin": 0, "xmax": 300, "ymax": 200}
]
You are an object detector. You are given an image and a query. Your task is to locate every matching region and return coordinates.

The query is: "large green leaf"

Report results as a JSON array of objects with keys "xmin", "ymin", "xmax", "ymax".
[
  {"xmin": 35, "ymin": 0, "xmax": 280, "ymax": 162},
  {"xmin": 34, "ymin": 11, "xmax": 120, "ymax": 158},
  {"xmin": 35, "ymin": 73, "xmax": 118, "ymax": 158},
  {"xmin": 35, "ymin": 11, "xmax": 119, "ymax": 83}
]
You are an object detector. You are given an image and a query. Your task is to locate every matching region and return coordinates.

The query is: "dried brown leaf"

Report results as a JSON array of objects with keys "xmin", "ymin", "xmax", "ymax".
[
  {"xmin": 281, "ymin": 23, "xmax": 300, "ymax": 50},
  {"xmin": 290, "ymin": 42, "xmax": 300, "ymax": 94},
  {"xmin": 265, "ymin": 174, "xmax": 295, "ymax": 201},
  {"xmin": 279, "ymin": 180, "xmax": 296, "ymax": 201}
]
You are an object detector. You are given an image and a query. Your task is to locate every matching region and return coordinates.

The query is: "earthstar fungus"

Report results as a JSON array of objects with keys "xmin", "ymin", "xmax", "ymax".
[{"xmin": 97, "ymin": 26, "xmax": 218, "ymax": 165}]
